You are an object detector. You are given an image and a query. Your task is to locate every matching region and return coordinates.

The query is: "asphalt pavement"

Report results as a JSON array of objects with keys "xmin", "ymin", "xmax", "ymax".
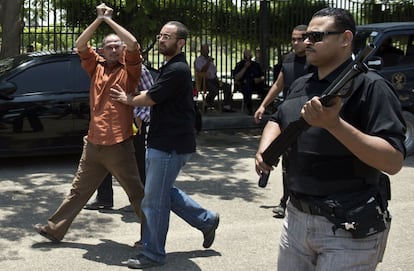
[{"xmin": 0, "ymin": 130, "xmax": 413, "ymax": 271}]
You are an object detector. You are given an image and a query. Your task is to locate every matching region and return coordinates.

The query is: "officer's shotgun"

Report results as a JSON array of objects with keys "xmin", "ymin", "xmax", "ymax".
[{"xmin": 258, "ymin": 44, "xmax": 375, "ymax": 188}]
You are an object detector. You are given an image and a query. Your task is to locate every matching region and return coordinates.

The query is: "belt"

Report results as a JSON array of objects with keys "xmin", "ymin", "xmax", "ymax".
[{"xmin": 289, "ymin": 195, "xmax": 326, "ymax": 216}]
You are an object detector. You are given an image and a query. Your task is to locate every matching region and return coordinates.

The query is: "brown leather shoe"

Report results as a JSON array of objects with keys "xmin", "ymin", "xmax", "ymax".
[{"xmin": 34, "ymin": 224, "xmax": 60, "ymax": 243}]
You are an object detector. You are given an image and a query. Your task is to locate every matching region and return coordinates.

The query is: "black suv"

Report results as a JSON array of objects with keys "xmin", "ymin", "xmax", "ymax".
[
  {"xmin": 0, "ymin": 51, "xmax": 157, "ymax": 157},
  {"xmin": 354, "ymin": 22, "xmax": 414, "ymax": 155}
]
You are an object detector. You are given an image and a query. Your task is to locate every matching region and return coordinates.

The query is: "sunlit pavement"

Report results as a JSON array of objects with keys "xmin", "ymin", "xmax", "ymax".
[{"xmin": 0, "ymin": 130, "xmax": 413, "ymax": 270}]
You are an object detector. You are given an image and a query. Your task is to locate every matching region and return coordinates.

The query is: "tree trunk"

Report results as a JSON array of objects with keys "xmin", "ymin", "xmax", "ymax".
[{"xmin": 0, "ymin": 0, "xmax": 24, "ymax": 59}]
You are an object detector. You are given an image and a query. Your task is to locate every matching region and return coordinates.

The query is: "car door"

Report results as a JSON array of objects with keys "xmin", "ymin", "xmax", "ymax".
[
  {"xmin": 0, "ymin": 56, "xmax": 77, "ymax": 156},
  {"xmin": 70, "ymin": 55, "xmax": 91, "ymax": 144},
  {"xmin": 374, "ymin": 31, "xmax": 414, "ymax": 103}
]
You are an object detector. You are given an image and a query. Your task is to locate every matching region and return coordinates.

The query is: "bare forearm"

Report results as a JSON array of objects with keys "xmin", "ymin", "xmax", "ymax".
[
  {"xmin": 130, "ymin": 92, "xmax": 155, "ymax": 107},
  {"xmin": 75, "ymin": 18, "xmax": 103, "ymax": 51},
  {"xmin": 258, "ymin": 121, "xmax": 281, "ymax": 154},
  {"xmin": 328, "ymin": 118, "xmax": 404, "ymax": 175},
  {"xmin": 255, "ymin": 121, "xmax": 281, "ymax": 174},
  {"xmin": 260, "ymin": 73, "xmax": 284, "ymax": 108},
  {"xmin": 104, "ymin": 17, "xmax": 139, "ymax": 51}
]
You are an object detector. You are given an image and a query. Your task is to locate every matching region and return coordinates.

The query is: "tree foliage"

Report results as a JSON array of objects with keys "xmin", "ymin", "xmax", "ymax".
[{"xmin": 1, "ymin": 0, "xmax": 413, "ymax": 59}]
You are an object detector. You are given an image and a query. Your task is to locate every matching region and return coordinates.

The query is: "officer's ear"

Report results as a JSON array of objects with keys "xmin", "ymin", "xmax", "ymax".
[{"xmin": 342, "ymin": 30, "xmax": 354, "ymax": 48}]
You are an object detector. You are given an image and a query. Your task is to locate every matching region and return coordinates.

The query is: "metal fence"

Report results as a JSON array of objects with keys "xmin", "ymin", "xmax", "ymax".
[{"xmin": 17, "ymin": 0, "xmax": 414, "ymax": 82}]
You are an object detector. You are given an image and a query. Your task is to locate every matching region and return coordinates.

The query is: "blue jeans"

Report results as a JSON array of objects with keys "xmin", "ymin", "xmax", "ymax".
[
  {"xmin": 141, "ymin": 148, "xmax": 217, "ymax": 263},
  {"xmin": 277, "ymin": 203, "xmax": 390, "ymax": 271}
]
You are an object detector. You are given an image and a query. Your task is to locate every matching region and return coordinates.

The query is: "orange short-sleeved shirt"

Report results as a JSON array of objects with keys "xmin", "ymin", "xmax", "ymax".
[{"xmin": 78, "ymin": 46, "xmax": 142, "ymax": 145}]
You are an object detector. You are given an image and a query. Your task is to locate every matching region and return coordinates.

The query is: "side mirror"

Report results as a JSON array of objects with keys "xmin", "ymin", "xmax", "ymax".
[
  {"xmin": 0, "ymin": 81, "xmax": 17, "ymax": 100},
  {"xmin": 366, "ymin": 56, "xmax": 384, "ymax": 70}
]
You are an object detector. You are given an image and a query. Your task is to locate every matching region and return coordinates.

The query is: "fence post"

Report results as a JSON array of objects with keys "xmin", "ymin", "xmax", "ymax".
[{"xmin": 259, "ymin": 0, "xmax": 270, "ymax": 74}]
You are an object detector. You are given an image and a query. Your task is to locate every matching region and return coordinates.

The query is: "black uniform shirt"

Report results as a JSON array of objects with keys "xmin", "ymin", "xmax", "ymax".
[
  {"xmin": 271, "ymin": 58, "xmax": 406, "ymax": 196},
  {"xmin": 147, "ymin": 53, "xmax": 196, "ymax": 154}
]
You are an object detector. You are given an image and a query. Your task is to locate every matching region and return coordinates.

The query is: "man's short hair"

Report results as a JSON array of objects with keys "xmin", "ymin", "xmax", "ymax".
[
  {"xmin": 165, "ymin": 21, "xmax": 188, "ymax": 40},
  {"xmin": 294, "ymin": 25, "xmax": 307, "ymax": 32},
  {"xmin": 312, "ymin": 7, "xmax": 356, "ymax": 35}
]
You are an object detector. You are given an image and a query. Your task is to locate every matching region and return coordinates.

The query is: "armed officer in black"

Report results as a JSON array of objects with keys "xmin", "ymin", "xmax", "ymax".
[
  {"xmin": 254, "ymin": 24, "xmax": 314, "ymax": 218},
  {"xmin": 255, "ymin": 7, "xmax": 405, "ymax": 271}
]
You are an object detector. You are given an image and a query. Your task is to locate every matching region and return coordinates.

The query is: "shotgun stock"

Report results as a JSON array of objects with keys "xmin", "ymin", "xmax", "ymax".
[{"xmin": 258, "ymin": 44, "xmax": 375, "ymax": 188}]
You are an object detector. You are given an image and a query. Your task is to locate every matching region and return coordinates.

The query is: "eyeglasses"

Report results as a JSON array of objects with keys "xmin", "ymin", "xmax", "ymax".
[
  {"xmin": 156, "ymin": 34, "xmax": 176, "ymax": 41},
  {"xmin": 302, "ymin": 31, "xmax": 344, "ymax": 43}
]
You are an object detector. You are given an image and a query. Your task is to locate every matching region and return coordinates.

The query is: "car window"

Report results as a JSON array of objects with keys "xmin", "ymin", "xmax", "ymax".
[
  {"xmin": 0, "ymin": 55, "xmax": 32, "ymax": 77},
  {"xmin": 9, "ymin": 60, "xmax": 71, "ymax": 95},
  {"xmin": 355, "ymin": 30, "xmax": 414, "ymax": 67},
  {"xmin": 375, "ymin": 35, "xmax": 413, "ymax": 67},
  {"xmin": 73, "ymin": 59, "xmax": 91, "ymax": 91}
]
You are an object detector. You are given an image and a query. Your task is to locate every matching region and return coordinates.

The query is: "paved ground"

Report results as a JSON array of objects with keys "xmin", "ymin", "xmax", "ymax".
[{"xmin": 0, "ymin": 130, "xmax": 413, "ymax": 270}]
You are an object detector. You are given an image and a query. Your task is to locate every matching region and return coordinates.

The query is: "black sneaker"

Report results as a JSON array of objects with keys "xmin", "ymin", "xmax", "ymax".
[
  {"xmin": 126, "ymin": 254, "xmax": 163, "ymax": 269},
  {"xmin": 84, "ymin": 198, "xmax": 113, "ymax": 210},
  {"xmin": 203, "ymin": 213, "xmax": 220, "ymax": 248}
]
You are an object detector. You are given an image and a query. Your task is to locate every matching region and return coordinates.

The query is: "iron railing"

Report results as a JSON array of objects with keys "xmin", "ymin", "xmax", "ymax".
[{"xmin": 10, "ymin": 0, "xmax": 414, "ymax": 82}]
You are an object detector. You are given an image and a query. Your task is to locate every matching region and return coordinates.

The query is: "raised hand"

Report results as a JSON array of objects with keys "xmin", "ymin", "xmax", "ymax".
[{"xmin": 96, "ymin": 3, "xmax": 113, "ymax": 19}]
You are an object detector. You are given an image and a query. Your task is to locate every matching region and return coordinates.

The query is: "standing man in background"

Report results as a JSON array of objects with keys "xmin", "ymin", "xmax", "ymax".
[{"xmin": 254, "ymin": 24, "xmax": 314, "ymax": 218}]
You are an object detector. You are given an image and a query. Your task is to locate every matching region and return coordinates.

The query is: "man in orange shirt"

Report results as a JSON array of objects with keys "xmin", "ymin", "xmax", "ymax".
[{"xmin": 34, "ymin": 3, "xmax": 144, "ymax": 244}]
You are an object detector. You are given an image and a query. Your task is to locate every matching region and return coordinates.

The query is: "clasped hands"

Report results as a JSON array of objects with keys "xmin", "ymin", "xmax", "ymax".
[{"xmin": 97, "ymin": 3, "xmax": 113, "ymax": 19}]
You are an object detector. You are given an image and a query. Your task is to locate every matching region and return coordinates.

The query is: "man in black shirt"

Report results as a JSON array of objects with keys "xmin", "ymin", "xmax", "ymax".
[
  {"xmin": 254, "ymin": 24, "xmax": 314, "ymax": 218},
  {"xmin": 255, "ymin": 8, "xmax": 405, "ymax": 270},
  {"xmin": 110, "ymin": 21, "xmax": 219, "ymax": 269},
  {"xmin": 233, "ymin": 49, "xmax": 266, "ymax": 115}
]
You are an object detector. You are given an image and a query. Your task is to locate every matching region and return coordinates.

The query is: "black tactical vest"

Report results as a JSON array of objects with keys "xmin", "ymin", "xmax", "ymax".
[
  {"xmin": 277, "ymin": 72, "xmax": 382, "ymax": 196},
  {"xmin": 281, "ymin": 53, "xmax": 314, "ymax": 98}
]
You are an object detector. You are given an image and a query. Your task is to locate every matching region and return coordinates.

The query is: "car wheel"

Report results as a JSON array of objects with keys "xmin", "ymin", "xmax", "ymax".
[{"xmin": 402, "ymin": 111, "xmax": 414, "ymax": 156}]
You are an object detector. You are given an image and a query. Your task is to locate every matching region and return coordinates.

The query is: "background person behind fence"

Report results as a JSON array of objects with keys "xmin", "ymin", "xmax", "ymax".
[
  {"xmin": 254, "ymin": 24, "xmax": 314, "ymax": 219},
  {"xmin": 233, "ymin": 49, "xmax": 266, "ymax": 115},
  {"xmin": 194, "ymin": 44, "xmax": 235, "ymax": 112},
  {"xmin": 255, "ymin": 7, "xmax": 405, "ymax": 271}
]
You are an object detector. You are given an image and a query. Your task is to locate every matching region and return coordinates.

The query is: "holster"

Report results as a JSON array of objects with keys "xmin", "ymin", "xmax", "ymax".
[
  {"xmin": 293, "ymin": 174, "xmax": 392, "ymax": 239},
  {"xmin": 325, "ymin": 191, "xmax": 391, "ymax": 239}
]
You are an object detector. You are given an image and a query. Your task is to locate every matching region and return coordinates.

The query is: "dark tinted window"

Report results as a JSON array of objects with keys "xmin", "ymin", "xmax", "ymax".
[
  {"xmin": 354, "ymin": 30, "xmax": 377, "ymax": 55},
  {"xmin": 9, "ymin": 60, "xmax": 71, "ymax": 95},
  {"xmin": 0, "ymin": 55, "xmax": 32, "ymax": 77},
  {"xmin": 354, "ymin": 29, "xmax": 414, "ymax": 67},
  {"xmin": 73, "ymin": 58, "xmax": 91, "ymax": 91}
]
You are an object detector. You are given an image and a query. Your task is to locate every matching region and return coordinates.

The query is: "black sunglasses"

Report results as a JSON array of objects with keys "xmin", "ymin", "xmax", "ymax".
[{"xmin": 302, "ymin": 31, "xmax": 344, "ymax": 43}]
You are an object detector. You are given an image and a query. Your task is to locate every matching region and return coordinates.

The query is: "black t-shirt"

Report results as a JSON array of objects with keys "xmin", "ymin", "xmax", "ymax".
[
  {"xmin": 147, "ymin": 53, "xmax": 196, "ymax": 154},
  {"xmin": 271, "ymin": 58, "xmax": 406, "ymax": 196},
  {"xmin": 233, "ymin": 59, "xmax": 265, "ymax": 92}
]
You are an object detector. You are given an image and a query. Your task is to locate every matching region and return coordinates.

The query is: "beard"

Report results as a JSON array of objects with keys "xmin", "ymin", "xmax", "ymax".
[{"xmin": 159, "ymin": 42, "xmax": 178, "ymax": 57}]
